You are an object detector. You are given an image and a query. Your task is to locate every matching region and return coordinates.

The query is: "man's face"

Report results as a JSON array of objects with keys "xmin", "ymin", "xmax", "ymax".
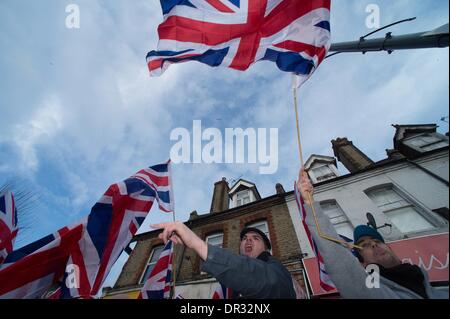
[
  {"xmin": 239, "ymin": 231, "xmax": 267, "ymax": 258},
  {"xmin": 357, "ymin": 236, "xmax": 402, "ymax": 268}
]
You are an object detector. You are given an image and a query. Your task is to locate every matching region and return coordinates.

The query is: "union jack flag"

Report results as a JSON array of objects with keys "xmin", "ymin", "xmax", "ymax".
[
  {"xmin": 211, "ymin": 282, "xmax": 232, "ymax": 299},
  {"xmin": 147, "ymin": 0, "xmax": 331, "ymax": 79},
  {"xmin": 0, "ymin": 190, "xmax": 18, "ymax": 265},
  {"xmin": 139, "ymin": 240, "xmax": 173, "ymax": 299},
  {"xmin": 0, "ymin": 224, "xmax": 85, "ymax": 298},
  {"xmin": 0, "ymin": 161, "xmax": 174, "ymax": 299},
  {"xmin": 294, "ymin": 183, "xmax": 335, "ymax": 292}
]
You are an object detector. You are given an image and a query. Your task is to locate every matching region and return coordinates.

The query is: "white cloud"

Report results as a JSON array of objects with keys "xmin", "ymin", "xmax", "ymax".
[{"xmin": 12, "ymin": 95, "xmax": 64, "ymax": 172}]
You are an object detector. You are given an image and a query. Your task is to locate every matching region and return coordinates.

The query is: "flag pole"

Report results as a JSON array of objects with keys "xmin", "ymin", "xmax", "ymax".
[
  {"xmin": 167, "ymin": 159, "xmax": 178, "ymax": 299},
  {"xmin": 292, "ymin": 84, "xmax": 362, "ymax": 250},
  {"xmin": 170, "ymin": 210, "xmax": 178, "ymax": 299},
  {"xmin": 293, "ymin": 87, "xmax": 304, "ymax": 165}
]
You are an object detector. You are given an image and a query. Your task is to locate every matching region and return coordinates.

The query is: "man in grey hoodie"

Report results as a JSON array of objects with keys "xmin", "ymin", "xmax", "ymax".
[{"xmin": 298, "ymin": 168, "xmax": 449, "ymax": 299}]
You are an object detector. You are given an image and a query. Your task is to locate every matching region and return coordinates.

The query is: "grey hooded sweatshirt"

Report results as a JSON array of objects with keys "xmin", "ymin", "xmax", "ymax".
[{"xmin": 304, "ymin": 201, "xmax": 449, "ymax": 299}]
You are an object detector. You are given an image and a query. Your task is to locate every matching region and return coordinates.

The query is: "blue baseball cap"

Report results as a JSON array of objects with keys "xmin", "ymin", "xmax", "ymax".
[{"xmin": 353, "ymin": 225, "xmax": 385, "ymax": 245}]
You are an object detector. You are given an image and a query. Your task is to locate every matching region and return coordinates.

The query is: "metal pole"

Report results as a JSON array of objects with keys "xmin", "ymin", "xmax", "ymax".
[{"xmin": 329, "ymin": 23, "xmax": 449, "ymax": 54}]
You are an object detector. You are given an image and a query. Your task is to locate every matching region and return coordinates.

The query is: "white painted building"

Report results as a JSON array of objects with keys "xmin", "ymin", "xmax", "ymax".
[{"xmin": 285, "ymin": 124, "xmax": 449, "ymax": 296}]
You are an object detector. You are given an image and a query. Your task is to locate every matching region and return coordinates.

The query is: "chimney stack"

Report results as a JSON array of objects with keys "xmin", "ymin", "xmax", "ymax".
[
  {"xmin": 275, "ymin": 183, "xmax": 285, "ymax": 194},
  {"xmin": 386, "ymin": 149, "xmax": 405, "ymax": 160},
  {"xmin": 210, "ymin": 177, "xmax": 230, "ymax": 214},
  {"xmin": 189, "ymin": 210, "xmax": 199, "ymax": 220},
  {"xmin": 331, "ymin": 137, "xmax": 374, "ymax": 173}
]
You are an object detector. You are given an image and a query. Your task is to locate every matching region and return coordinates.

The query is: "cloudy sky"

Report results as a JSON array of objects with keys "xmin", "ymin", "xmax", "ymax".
[{"xmin": 0, "ymin": 0, "xmax": 448, "ymax": 291}]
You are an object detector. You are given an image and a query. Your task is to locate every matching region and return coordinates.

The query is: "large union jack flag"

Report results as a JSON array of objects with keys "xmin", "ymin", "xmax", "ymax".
[
  {"xmin": 0, "ymin": 190, "xmax": 18, "ymax": 265},
  {"xmin": 139, "ymin": 240, "xmax": 173, "ymax": 299},
  {"xmin": 0, "ymin": 161, "xmax": 173, "ymax": 299},
  {"xmin": 147, "ymin": 0, "xmax": 331, "ymax": 79}
]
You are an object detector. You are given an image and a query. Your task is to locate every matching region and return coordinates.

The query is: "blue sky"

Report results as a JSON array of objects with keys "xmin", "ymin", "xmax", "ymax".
[{"xmin": 0, "ymin": 0, "xmax": 448, "ymax": 291}]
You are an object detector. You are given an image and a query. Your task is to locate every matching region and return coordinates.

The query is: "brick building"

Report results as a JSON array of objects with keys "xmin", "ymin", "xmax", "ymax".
[{"xmin": 103, "ymin": 178, "xmax": 306, "ymax": 299}]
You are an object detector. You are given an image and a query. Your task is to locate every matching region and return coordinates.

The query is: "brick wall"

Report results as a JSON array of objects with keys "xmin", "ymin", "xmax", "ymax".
[{"xmin": 114, "ymin": 193, "xmax": 304, "ymax": 289}]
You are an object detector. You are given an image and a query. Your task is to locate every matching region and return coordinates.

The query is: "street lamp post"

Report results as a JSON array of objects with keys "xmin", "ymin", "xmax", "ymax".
[{"xmin": 328, "ymin": 23, "xmax": 449, "ymax": 56}]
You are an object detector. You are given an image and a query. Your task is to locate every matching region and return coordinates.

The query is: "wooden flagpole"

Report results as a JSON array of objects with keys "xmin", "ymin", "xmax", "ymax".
[
  {"xmin": 166, "ymin": 159, "xmax": 179, "ymax": 299},
  {"xmin": 292, "ymin": 85, "xmax": 362, "ymax": 251},
  {"xmin": 170, "ymin": 211, "xmax": 177, "ymax": 299}
]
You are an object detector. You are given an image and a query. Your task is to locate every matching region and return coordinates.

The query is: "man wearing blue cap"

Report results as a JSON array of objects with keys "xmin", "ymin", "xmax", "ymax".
[
  {"xmin": 352, "ymin": 224, "xmax": 402, "ymax": 269},
  {"xmin": 298, "ymin": 168, "xmax": 448, "ymax": 299}
]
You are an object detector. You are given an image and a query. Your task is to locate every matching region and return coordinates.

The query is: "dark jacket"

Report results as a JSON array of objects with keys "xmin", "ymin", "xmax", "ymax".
[{"xmin": 201, "ymin": 244, "xmax": 296, "ymax": 299}]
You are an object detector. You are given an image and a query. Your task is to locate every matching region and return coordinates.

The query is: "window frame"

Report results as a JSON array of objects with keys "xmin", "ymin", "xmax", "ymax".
[
  {"xmin": 403, "ymin": 133, "xmax": 449, "ymax": 152},
  {"xmin": 139, "ymin": 245, "xmax": 164, "ymax": 285},
  {"xmin": 308, "ymin": 163, "xmax": 338, "ymax": 184},
  {"xmin": 312, "ymin": 165, "xmax": 337, "ymax": 182},
  {"xmin": 201, "ymin": 231, "xmax": 224, "ymax": 274},
  {"xmin": 236, "ymin": 189, "xmax": 252, "ymax": 207},
  {"xmin": 205, "ymin": 232, "xmax": 224, "ymax": 248},
  {"xmin": 319, "ymin": 200, "xmax": 354, "ymax": 240},
  {"xmin": 365, "ymin": 184, "xmax": 446, "ymax": 235}
]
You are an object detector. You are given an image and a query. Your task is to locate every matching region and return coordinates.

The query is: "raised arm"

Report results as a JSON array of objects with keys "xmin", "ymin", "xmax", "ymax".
[
  {"xmin": 297, "ymin": 168, "xmax": 400, "ymax": 299},
  {"xmin": 152, "ymin": 221, "xmax": 208, "ymax": 260}
]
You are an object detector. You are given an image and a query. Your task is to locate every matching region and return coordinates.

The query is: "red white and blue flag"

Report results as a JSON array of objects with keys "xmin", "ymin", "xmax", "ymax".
[
  {"xmin": 131, "ymin": 162, "xmax": 175, "ymax": 213},
  {"xmin": 0, "ymin": 190, "xmax": 18, "ymax": 265},
  {"xmin": 147, "ymin": 0, "xmax": 331, "ymax": 79},
  {"xmin": 139, "ymin": 240, "xmax": 173, "ymax": 299},
  {"xmin": 211, "ymin": 282, "xmax": 232, "ymax": 299},
  {"xmin": 0, "ymin": 224, "xmax": 85, "ymax": 299},
  {"xmin": 0, "ymin": 161, "xmax": 174, "ymax": 299},
  {"xmin": 294, "ymin": 182, "xmax": 335, "ymax": 292}
]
